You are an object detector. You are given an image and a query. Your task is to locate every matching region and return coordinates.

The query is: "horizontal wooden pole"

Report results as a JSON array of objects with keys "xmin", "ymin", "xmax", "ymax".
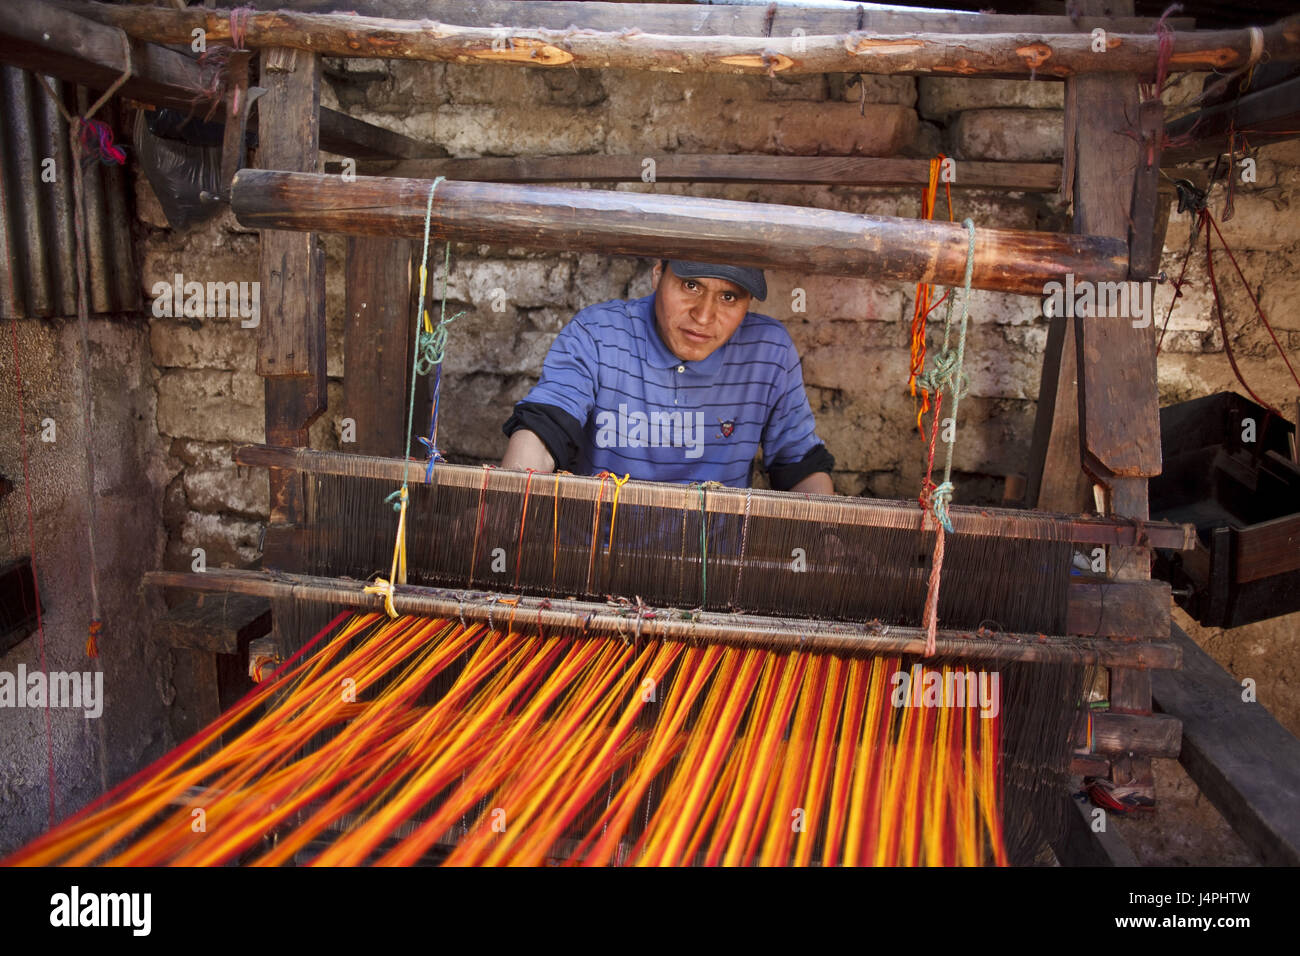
[
  {"xmin": 349, "ymin": 154, "xmax": 1204, "ymax": 196},
  {"xmin": 205, "ymin": 1, "xmax": 1193, "ymax": 40},
  {"xmin": 234, "ymin": 444, "xmax": 1197, "ymax": 550},
  {"xmin": 145, "ymin": 568, "xmax": 1182, "ymax": 668},
  {"xmin": 230, "ymin": 170, "xmax": 1129, "ymax": 296},
  {"xmin": 0, "ymin": 0, "xmax": 440, "ymax": 159},
  {"xmin": 63, "ymin": 2, "xmax": 1300, "ymax": 78},
  {"xmin": 352, "ymin": 154, "xmax": 1064, "ymax": 191}
]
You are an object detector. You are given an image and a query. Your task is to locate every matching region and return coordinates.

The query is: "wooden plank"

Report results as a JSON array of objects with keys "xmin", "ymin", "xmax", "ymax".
[
  {"xmin": 1127, "ymin": 98, "xmax": 1165, "ymax": 280},
  {"xmin": 1065, "ymin": 578, "xmax": 1170, "ymax": 640},
  {"xmin": 0, "ymin": 0, "xmax": 435, "ymax": 161},
  {"xmin": 343, "ymin": 237, "xmax": 414, "ymax": 458},
  {"xmin": 1234, "ymin": 513, "xmax": 1300, "ymax": 583},
  {"xmin": 230, "ymin": 170, "xmax": 1130, "ymax": 297},
  {"xmin": 1026, "ymin": 311, "xmax": 1091, "ymax": 512},
  {"xmin": 320, "ymin": 109, "xmax": 444, "ymax": 161},
  {"xmin": 1052, "ymin": 792, "xmax": 1141, "ymax": 867},
  {"xmin": 1076, "ymin": 711, "xmax": 1182, "ymax": 757},
  {"xmin": 357, "ymin": 155, "xmax": 1063, "ymax": 191},
  {"xmin": 67, "ymin": 2, "xmax": 1277, "ymax": 77},
  {"xmin": 1070, "ymin": 752, "xmax": 1113, "ymax": 778},
  {"xmin": 152, "ymin": 593, "xmax": 272, "ymax": 655},
  {"xmin": 166, "ymin": 648, "xmax": 222, "ymax": 743},
  {"xmin": 1072, "ymin": 82, "xmax": 1162, "ymax": 480},
  {"xmin": 1151, "ymin": 624, "xmax": 1300, "ymax": 866}
]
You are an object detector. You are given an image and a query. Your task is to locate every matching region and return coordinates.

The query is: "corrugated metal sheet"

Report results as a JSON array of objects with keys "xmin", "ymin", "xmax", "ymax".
[{"xmin": 0, "ymin": 65, "xmax": 138, "ymax": 319}]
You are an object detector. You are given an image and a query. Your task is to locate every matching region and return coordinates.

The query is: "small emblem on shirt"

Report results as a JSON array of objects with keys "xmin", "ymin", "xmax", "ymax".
[{"xmin": 717, "ymin": 419, "xmax": 735, "ymax": 439}]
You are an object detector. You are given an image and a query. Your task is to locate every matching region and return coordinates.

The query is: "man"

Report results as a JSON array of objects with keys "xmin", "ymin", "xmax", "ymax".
[{"xmin": 501, "ymin": 259, "xmax": 834, "ymax": 493}]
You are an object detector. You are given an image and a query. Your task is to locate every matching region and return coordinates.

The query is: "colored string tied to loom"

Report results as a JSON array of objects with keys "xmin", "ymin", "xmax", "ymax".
[
  {"xmin": 916, "ymin": 219, "xmax": 977, "ymax": 656},
  {"xmin": 416, "ymin": 241, "xmax": 467, "ymax": 480},
  {"xmin": 908, "ymin": 154, "xmax": 954, "ymax": 438},
  {"xmin": 364, "ymin": 486, "xmax": 410, "ymax": 618},
  {"xmin": 374, "ymin": 176, "xmax": 453, "ymax": 612}
]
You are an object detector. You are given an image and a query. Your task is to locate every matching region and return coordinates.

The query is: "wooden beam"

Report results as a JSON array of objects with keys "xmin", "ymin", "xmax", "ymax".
[
  {"xmin": 1070, "ymin": 0, "xmax": 1163, "ymax": 805},
  {"xmin": 1052, "ymin": 792, "xmax": 1141, "ymax": 866},
  {"xmin": 353, "ymin": 155, "xmax": 1064, "ymax": 191},
  {"xmin": 230, "ymin": 170, "xmax": 1130, "ymax": 297},
  {"xmin": 1151, "ymin": 624, "xmax": 1300, "ymax": 866},
  {"xmin": 1076, "ymin": 711, "xmax": 1183, "ymax": 758},
  {"xmin": 203, "ymin": 1, "xmax": 1194, "ymax": 38},
  {"xmin": 257, "ymin": 48, "xmax": 327, "ymax": 531},
  {"xmin": 232, "ymin": 443, "xmax": 1198, "ymax": 551},
  {"xmin": 1025, "ymin": 311, "xmax": 1091, "ymax": 512},
  {"xmin": 0, "ymin": 0, "xmax": 441, "ymax": 160},
  {"xmin": 1072, "ymin": 87, "xmax": 1161, "ymax": 481},
  {"xmin": 1165, "ymin": 75, "xmax": 1300, "ymax": 164},
  {"xmin": 257, "ymin": 48, "xmax": 323, "ymax": 379},
  {"xmin": 152, "ymin": 593, "xmax": 272, "ymax": 655},
  {"xmin": 1128, "ymin": 99, "xmax": 1165, "ymax": 280},
  {"xmin": 144, "ymin": 568, "xmax": 1183, "ymax": 668},
  {"xmin": 62, "ymin": 2, "xmax": 1298, "ymax": 78},
  {"xmin": 343, "ymin": 237, "xmax": 414, "ymax": 458},
  {"xmin": 1065, "ymin": 578, "xmax": 1170, "ymax": 640}
]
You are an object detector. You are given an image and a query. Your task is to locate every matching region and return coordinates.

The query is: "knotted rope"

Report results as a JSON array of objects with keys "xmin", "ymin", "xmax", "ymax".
[{"xmin": 917, "ymin": 219, "xmax": 977, "ymax": 655}]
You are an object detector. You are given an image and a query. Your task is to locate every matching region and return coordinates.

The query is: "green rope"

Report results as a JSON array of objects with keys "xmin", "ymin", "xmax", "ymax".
[
  {"xmin": 916, "ymin": 218, "xmax": 977, "ymax": 532},
  {"xmin": 415, "ymin": 242, "xmax": 466, "ymax": 375},
  {"xmin": 400, "ymin": 177, "xmax": 445, "ymax": 494}
]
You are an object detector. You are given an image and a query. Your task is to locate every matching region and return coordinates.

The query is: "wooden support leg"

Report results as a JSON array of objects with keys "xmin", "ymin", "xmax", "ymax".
[
  {"xmin": 256, "ymin": 47, "xmax": 326, "ymax": 661},
  {"xmin": 1068, "ymin": 0, "xmax": 1166, "ymax": 803},
  {"xmin": 257, "ymin": 46, "xmax": 325, "ymax": 529}
]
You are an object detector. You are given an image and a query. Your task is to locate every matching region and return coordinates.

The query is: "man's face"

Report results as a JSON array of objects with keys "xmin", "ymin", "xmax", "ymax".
[{"xmin": 651, "ymin": 262, "xmax": 751, "ymax": 362}]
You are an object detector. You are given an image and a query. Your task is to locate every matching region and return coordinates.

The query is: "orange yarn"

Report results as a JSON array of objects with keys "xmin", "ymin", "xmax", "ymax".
[
  {"xmin": 909, "ymin": 155, "xmax": 955, "ymax": 438},
  {"xmin": 6, "ymin": 613, "xmax": 1008, "ymax": 867}
]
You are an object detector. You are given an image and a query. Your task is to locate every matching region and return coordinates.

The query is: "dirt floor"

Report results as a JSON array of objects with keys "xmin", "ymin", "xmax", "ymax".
[{"xmin": 1106, "ymin": 606, "xmax": 1298, "ymax": 866}]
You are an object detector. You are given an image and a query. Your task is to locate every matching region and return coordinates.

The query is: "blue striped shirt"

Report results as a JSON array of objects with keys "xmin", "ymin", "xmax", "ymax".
[{"xmin": 517, "ymin": 293, "xmax": 826, "ymax": 487}]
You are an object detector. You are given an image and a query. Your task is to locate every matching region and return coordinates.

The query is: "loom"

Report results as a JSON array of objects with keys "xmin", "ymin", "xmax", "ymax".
[
  {"xmin": 15, "ymin": 176, "xmax": 1197, "ymax": 869},
  {"xmin": 11, "ymin": 441, "xmax": 1186, "ymax": 868},
  {"xmin": 8, "ymin": 0, "xmax": 1263, "ymax": 867}
]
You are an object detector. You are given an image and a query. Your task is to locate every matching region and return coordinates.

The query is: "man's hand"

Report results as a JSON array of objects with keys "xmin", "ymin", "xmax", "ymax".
[
  {"xmin": 789, "ymin": 471, "xmax": 834, "ymax": 495},
  {"xmin": 502, "ymin": 429, "xmax": 556, "ymax": 473}
]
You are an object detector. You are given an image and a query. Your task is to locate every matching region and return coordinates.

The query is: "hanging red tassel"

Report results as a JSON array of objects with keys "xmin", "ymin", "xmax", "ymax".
[{"xmin": 86, "ymin": 618, "xmax": 102, "ymax": 659}]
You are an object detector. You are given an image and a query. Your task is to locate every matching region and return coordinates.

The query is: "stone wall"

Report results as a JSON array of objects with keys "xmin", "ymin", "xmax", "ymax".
[{"xmin": 0, "ymin": 315, "xmax": 175, "ymax": 854}]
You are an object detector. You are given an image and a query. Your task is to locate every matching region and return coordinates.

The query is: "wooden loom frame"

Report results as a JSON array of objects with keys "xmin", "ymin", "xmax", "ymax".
[
  {"xmin": 23, "ymin": 0, "xmax": 1300, "ymax": 841},
  {"xmin": 183, "ymin": 0, "xmax": 1180, "ymax": 797}
]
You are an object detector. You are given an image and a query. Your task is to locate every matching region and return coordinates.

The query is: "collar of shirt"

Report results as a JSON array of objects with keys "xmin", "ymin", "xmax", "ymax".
[{"xmin": 635, "ymin": 293, "xmax": 734, "ymax": 382}]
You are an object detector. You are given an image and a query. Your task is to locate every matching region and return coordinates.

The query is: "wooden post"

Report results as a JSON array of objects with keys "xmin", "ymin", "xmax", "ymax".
[
  {"xmin": 1069, "ymin": 0, "xmax": 1165, "ymax": 803},
  {"xmin": 257, "ymin": 47, "xmax": 326, "ymax": 532},
  {"xmin": 343, "ymin": 237, "xmax": 414, "ymax": 457}
]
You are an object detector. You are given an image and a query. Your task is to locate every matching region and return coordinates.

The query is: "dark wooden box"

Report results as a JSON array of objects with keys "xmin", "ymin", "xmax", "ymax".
[{"xmin": 1151, "ymin": 392, "xmax": 1300, "ymax": 628}]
